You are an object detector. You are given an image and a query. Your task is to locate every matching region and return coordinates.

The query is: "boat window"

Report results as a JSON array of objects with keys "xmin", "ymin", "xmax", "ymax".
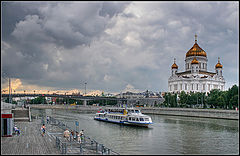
[
  {"xmin": 132, "ymin": 118, "xmax": 135, "ymax": 121},
  {"xmin": 135, "ymin": 110, "xmax": 139, "ymax": 113},
  {"xmin": 145, "ymin": 118, "xmax": 149, "ymax": 121},
  {"xmin": 129, "ymin": 117, "xmax": 132, "ymax": 120},
  {"xmin": 140, "ymin": 118, "xmax": 144, "ymax": 121},
  {"xmin": 136, "ymin": 118, "xmax": 139, "ymax": 121}
]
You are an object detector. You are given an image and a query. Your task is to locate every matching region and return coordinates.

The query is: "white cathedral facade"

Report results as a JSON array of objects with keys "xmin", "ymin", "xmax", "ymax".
[{"xmin": 168, "ymin": 35, "xmax": 225, "ymax": 93}]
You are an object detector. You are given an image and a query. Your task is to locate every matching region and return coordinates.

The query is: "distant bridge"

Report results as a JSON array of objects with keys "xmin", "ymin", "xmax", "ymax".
[
  {"xmin": 1, "ymin": 93, "xmax": 126, "ymax": 101},
  {"xmin": 1, "ymin": 94, "xmax": 164, "ymax": 106}
]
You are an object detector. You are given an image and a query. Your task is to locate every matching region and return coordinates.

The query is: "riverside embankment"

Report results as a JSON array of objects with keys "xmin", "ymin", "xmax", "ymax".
[{"xmin": 30, "ymin": 104, "xmax": 239, "ymax": 120}]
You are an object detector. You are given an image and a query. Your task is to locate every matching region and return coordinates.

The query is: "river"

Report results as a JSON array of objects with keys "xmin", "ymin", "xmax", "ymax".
[{"xmin": 31, "ymin": 108, "xmax": 239, "ymax": 155}]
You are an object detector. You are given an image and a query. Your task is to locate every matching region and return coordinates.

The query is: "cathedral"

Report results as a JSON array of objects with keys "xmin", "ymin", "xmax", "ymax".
[{"xmin": 168, "ymin": 35, "xmax": 225, "ymax": 93}]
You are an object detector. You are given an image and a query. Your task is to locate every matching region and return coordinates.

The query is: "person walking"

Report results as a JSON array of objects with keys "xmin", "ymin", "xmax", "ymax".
[
  {"xmin": 46, "ymin": 116, "xmax": 50, "ymax": 124},
  {"xmin": 70, "ymin": 130, "xmax": 75, "ymax": 141},
  {"xmin": 76, "ymin": 131, "xmax": 80, "ymax": 143},
  {"xmin": 73, "ymin": 131, "xmax": 77, "ymax": 141},
  {"xmin": 79, "ymin": 130, "xmax": 84, "ymax": 143},
  {"xmin": 14, "ymin": 125, "xmax": 20, "ymax": 135},
  {"xmin": 41, "ymin": 124, "xmax": 46, "ymax": 137},
  {"xmin": 63, "ymin": 129, "xmax": 70, "ymax": 141}
]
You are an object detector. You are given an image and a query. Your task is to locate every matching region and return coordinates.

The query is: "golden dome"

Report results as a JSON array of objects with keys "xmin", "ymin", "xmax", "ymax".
[
  {"xmin": 172, "ymin": 63, "xmax": 178, "ymax": 69},
  {"xmin": 215, "ymin": 57, "xmax": 223, "ymax": 68},
  {"xmin": 171, "ymin": 58, "xmax": 178, "ymax": 69},
  {"xmin": 186, "ymin": 35, "xmax": 207, "ymax": 58},
  {"xmin": 191, "ymin": 57, "xmax": 199, "ymax": 64}
]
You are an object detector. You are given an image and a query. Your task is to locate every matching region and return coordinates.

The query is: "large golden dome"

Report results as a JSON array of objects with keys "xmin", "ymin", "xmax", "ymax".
[{"xmin": 186, "ymin": 35, "xmax": 207, "ymax": 58}]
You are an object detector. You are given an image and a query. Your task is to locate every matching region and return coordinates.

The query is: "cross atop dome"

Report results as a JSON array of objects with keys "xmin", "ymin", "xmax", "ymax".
[
  {"xmin": 195, "ymin": 34, "xmax": 197, "ymax": 43},
  {"xmin": 216, "ymin": 57, "xmax": 223, "ymax": 68}
]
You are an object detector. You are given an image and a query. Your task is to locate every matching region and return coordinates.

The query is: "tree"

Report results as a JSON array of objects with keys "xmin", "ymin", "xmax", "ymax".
[
  {"xmin": 207, "ymin": 89, "xmax": 220, "ymax": 108},
  {"xmin": 229, "ymin": 95, "xmax": 238, "ymax": 109},
  {"xmin": 179, "ymin": 91, "xmax": 187, "ymax": 106},
  {"xmin": 30, "ymin": 96, "xmax": 46, "ymax": 104},
  {"xmin": 216, "ymin": 96, "xmax": 225, "ymax": 109},
  {"xmin": 226, "ymin": 85, "xmax": 239, "ymax": 109}
]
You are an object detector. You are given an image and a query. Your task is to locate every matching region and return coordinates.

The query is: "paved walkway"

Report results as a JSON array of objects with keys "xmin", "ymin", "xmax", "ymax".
[
  {"xmin": 1, "ymin": 119, "xmax": 61, "ymax": 155},
  {"xmin": 1, "ymin": 118, "xmax": 113, "ymax": 155}
]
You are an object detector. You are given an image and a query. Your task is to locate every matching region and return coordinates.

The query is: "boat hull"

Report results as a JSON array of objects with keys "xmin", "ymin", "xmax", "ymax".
[{"xmin": 94, "ymin": 117, "xmax": 152, "ymax": 127}]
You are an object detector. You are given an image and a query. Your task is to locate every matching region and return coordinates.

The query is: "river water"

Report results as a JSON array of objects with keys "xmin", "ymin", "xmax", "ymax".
[{"xmin": 32, "ymin": 108, "xmax": 239, "ymax": 155}]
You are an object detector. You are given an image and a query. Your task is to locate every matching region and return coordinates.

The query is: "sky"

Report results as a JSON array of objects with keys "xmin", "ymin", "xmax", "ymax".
[{"xmin": 1, "ymin": 1, "xmax": 239, "ymax": 95}]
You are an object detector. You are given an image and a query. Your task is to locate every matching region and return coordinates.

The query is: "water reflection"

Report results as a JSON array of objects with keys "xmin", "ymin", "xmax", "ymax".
[{"xmin": 31, "ymin": 108, "xmax": 239, "ymax": 155}]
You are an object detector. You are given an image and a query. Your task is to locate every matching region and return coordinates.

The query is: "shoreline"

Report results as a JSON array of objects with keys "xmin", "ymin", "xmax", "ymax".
[{"xmin": 30, "ymin": 104, "xmax": 239, "ymax": 120}]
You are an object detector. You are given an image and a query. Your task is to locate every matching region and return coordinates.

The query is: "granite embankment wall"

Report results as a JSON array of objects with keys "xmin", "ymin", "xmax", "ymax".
[
  {"xmin": 30, "ymin": 104, "xmax": 239, "ymax": 120},
  {"xmin": 140, "ymin": 107, "xmax": 239, "ymax": 120}
]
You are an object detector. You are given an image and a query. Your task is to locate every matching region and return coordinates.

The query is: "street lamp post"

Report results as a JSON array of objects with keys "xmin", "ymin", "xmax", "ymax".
[
  {"xmin": 65, "ymin": 92, "xmax": 68, "ymax": 104},
  {"xmin": 9, "ymin": 77, "xmax": 11, "ymax": 103},
  {"xmin": 84, "ymin": 82, "xmax": 87, "ymax": 96}
]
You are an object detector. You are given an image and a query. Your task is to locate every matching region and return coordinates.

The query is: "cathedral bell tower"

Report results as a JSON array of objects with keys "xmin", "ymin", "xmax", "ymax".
[
  {"xmin": 215, "ymin": 57, "xmax": 223, "ymax": 77},
  {"xmin": 171, "ymin": 58, "xmax": 178, "ymax": 76}
]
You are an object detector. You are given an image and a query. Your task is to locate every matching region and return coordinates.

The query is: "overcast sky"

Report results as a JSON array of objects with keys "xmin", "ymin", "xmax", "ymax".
[{"xmin": 1, "ymin": 1, "xmax": 239, "ymax": 94}]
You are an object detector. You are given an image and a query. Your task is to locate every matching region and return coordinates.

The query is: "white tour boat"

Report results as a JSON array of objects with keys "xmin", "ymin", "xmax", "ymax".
[{"xmin": 94, "ymin": 107, "xmax": 153, "ymax": 127}]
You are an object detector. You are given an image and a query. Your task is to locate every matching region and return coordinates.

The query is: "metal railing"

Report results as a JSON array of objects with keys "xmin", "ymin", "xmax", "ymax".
[
  {"xmin": 56, "ymin": 136, "xmax": 67, "ymax": 154},
  {"xmin": 48, "ymin": 116, "xmax": 119, "ymax": 155}
]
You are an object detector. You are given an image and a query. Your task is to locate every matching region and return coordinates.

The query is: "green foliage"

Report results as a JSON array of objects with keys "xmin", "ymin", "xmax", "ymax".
[
  {"xmin": 30, "ymin": 96, "xmax": 46, "ymax": 104},
  {"xmin": 229, "ymin": 95, "xmax": 238, "ymax": 109},
  {"xmin": 163, "ymin": 85, "xmax": 238, "ymax": 109},
  {"xmin": 163, "ymin": 93, "xmax": 177, "ymax": 107}
]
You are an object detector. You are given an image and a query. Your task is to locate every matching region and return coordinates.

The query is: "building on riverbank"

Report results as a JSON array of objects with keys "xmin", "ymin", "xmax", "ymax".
[
  {"xmin": 168, "ymin": 34, "xmax": 225, "ymax": 94},
  {"xmin": 1, "ymin": 102, "xmax": 14, "ymax": 137}
]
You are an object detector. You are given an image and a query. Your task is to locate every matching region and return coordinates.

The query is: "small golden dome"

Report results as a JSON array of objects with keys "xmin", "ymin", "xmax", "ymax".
[
  {"xmin": 172, "ymin": 63, "xmax": 178, "ymax": 69},
  {"xmin": 191, "ymin": 57, "xmax": 199, "ymax": 64},
  {"xmin": 215, "ymin": 57, "xmax": 223, "ymax": 68},
  {"xmin": 171, "ymin": 58, "xmax": 178, "ymax": 69},
  {"xmin": 186, "ymin": 35, "xmax": 207, "ymax": 58}
]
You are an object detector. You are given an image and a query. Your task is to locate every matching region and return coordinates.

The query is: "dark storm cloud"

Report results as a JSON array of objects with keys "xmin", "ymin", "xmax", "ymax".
[
  {"xmin": 2, "ymin": 1, "xmax": 130, "ymax": 90},
  {"xmin": 99, "ymin": 2, "xmax": 130, "ymax": 17},
  {"xmin": 1, "ymin": 1, "xmax": 239, "ymax": 93}
]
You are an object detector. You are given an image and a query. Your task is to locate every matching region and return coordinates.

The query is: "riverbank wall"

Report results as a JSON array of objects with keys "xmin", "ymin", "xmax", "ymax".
[
  {"xmin": 30, "ymin": 104, "xmax": 239, "ymax": 120},
  {"xmin": 140, "ymin": 107, "xmax": 239, "ymax": 120}
]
